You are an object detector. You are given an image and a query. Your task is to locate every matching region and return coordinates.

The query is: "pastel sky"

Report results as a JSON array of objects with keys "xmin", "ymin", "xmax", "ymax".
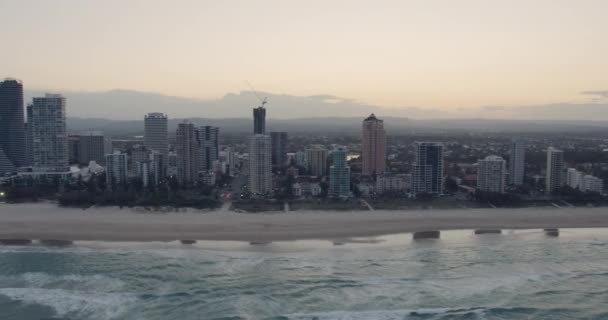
[{"xmin": 1, "ymin": 0, "xmax": 607, "ymax": 114}]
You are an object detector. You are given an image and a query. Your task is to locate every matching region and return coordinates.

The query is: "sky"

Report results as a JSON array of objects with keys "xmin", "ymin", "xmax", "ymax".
[{"xmin": 1, "ymin": 0, "xmax": 608, "ymax": 118}]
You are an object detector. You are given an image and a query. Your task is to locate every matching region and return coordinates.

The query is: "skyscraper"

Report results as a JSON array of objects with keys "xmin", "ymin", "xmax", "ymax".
[
  {"xmin": 361, "ymin": 114, "xmax": 386, "ymax": 177},
  {"xmin": 79, "ymin": 131, "xmax": 109, "ymax": 165},
  {"xmin": 105, "ymin": 151, "xmax": 129, "ymax": 189},
  {"xmin": 253, "ymin": 106, "xmax": 266, "ymax": 134},
  {"xmin": 144, "ymin": 113, "xmax": 168, "ymax": 158},
  {"xmin": 509, "ymin": 138, "xmax": 526, "ymax": 185},
  {"xmin": 248, "ymin": 134, "xmax": 272, "ymax": 194},
  {"xmin": 329, "ymin": 146, "xmax": 351, "ymax": 198},
  {"xmin": 270, "ymin": 132, "xmax": 288, "ymax": 167},
  {"xmin": 198, "ymin": 126, "xmax": 219, "ymax": 172},
  {"xmin": 412, "ymin": 142, "xmax": 444, "ymax": 195},
  {"xmin": 176, "ymin": 122, "xmax": 199, "ymax": 186},
  {"xmin": 477, "ymin": 155, "xmax": 506, "ymax": 193},
  {"xmin": 545, "ymin": 147, "xmax": 564, "ymax": 195},
  {"xmin": 27, "ymin": 94, "xmax": 68, "ymax": 172},
  {"xmin": 0, "ymin": 79, "xmax": 26, "ymax": 171},
  {"xmin": 305, "ymin": 146, "xmax": 328, "ymax": 177}
]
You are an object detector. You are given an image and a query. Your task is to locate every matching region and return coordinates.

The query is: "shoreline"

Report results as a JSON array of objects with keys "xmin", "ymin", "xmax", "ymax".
[{"xmin": 0, "ymin": 203, "xmax": 607, "ymax": 242}]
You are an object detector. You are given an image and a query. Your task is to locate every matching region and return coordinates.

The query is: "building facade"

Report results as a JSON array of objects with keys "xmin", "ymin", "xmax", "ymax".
[
  {"xmin": 175, "ymin": 122, "xmax": 199, "ymax": 186},
  {"xmin": 329, "ymin": 147, "xmax": 351, "ymax": 198},
  {"xmin": 509, "ymin": 138, "xmax": 526, "ymax": 185},
  {"xmin": 361, "ymin": 114, "xmax": 386, "ymax": 177},
  {"xmin": 0, "ymin": 79, "xmax": 27, "ymax": 171},
  {"xmin": 545, "ymin": 147, "xmax": 564, "ymax": 195},
  {"xmin": 376, "ymin": 173, "xmax": 411, "ymax": 195},
  {"xmin": 248, "ymin": 134, "xmax": 272, "ymax": 194},
  {"xmin": 253, "ymin": 106, "xmax": 266, "ymax": 134},
  {"xmin": 79, "ymin": 131, "xmax": 109, "ymax": 166},
  {"xmin": 412, "ymin": 142, "xmax": 444, "ymax": 195},
  {"xmin": 305, "ymin": 146, "xmax": 328, "ymax": 177},
  {"xmin": 198, "ymin": 126, "xmax": 219, "ymax": 172},
  {"xmin": 27, "ymin": 94, "xmax": 69, "ymax": 172},
  {"xmin": 144, "ymin": 113, "xmax": 168, "ymax": 158},
  {"xmin": 105, "ymin": 151, "xmax": 129, "ymax": 188},
  {"xmin": 477, "ymin": 155, "xmax": 506, "ymax": 193},
  {"xmin": 270, "ymin": 131, "xmax": 288, "ymax": 167}
]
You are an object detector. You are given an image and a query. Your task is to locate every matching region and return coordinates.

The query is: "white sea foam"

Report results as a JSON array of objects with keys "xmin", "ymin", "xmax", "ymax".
[
  {"xmin": 287, "ymin": 307, "xmax": 486, "ymax": 320},
  {"xmin": 0, "ymin": 287, "xmax": 136, "ymax": 319}
]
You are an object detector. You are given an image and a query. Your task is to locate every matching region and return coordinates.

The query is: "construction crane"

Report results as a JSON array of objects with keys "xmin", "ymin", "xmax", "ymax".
[{"xmin": 245, "ymin": 81, "xmax": 268, "ymax": 108}]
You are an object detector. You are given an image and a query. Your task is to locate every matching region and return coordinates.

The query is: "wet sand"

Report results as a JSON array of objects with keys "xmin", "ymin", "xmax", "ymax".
[{"xmin": 0, "ymin": 203, "xmax": 607, "ymax": 242}]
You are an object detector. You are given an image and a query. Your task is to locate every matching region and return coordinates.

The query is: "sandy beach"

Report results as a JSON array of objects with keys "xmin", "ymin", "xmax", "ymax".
[{"xmin": 0, "ymin": 203, "xmax": 607, "ymax": 242}]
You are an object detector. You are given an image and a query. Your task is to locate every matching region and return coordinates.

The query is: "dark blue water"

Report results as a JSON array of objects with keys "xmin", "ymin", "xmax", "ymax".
[{"xmin": 0, "ymin": 229, "xmax": 607, "ymax": 319}]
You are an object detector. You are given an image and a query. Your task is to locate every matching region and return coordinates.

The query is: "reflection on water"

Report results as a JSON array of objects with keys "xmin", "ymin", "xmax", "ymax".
[{"xmin": 0, "ymin": 229, "xmax": 606, "ymax": 320}]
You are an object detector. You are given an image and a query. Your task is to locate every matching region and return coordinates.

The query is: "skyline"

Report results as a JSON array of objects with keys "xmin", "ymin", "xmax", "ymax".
[{"xmin": 1, "ymin": 0, "xmax": 607, "ymax": 119}]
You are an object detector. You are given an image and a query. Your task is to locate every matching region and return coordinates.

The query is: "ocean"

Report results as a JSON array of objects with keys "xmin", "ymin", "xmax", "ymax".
[{"xmin": 0, "ymin": 229, "xmax": 607, "ymax": 320}]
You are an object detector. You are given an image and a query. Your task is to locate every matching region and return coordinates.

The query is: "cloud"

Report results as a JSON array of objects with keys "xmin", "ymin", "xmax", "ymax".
[{"xmin": 580, "ymin": 90, "xmax": 608, "ymax": 99}]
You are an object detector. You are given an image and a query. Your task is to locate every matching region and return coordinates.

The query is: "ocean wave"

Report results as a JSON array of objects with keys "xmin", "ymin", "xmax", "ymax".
[
  {"xmin": 283, "ymin": 306, "xmax": 575, "ymax": 320},
  {"xmin": 0, "ymin": 287, "xmax": 136, "ymax": 320},
  {"xmin": 0, "ymin": 272, "xmax": 126, "ymax": 292}
]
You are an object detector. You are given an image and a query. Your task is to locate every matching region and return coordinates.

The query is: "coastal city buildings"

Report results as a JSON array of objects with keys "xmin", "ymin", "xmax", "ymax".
[
  {"xmin": 198, "ymin": 126, "xmax": 219, "ymax": 172},
  {"xmin": 375, "ymin": 173, "xmax": 411, "ymax": 195},
  {"xmin": 78, "ymin": 131, "xmax": 110, "ymax": 166},
  {"xmin": 329, "ymin": 146, "xmax": 351, "ymax": 198},
  {"xmin": 305, "ymin": 146, "xmax": 328, "ymax": 177},
  {"xmin": 509, "ymin": 138, "xmax": 526, "ymax": 185},
  {"xmin": 0, "ymin": 79, "xmax": 27, "ymax": 173},
  {"xmin": 412, "ymin": 142, "xmax": 444, "ymax": 195},
  {"xmin": 271, "ymin": 132, "xmax": 288, "ymax": 167},
  {"xmin": 566, "ymin": 168, "xmax": 582, "ymax": 189},
  {"xmin": 105, "ymin": 151, "xmax": 129, "ymax": 188},
  {"xmin": 545, "ymin": 147, "xmax": 565, "ymax": 195},
  {"xmin": 566, "ymin": 168, "xmax": 604, "ymax": 194},
  {"xmin": 27, "ymin": 94, "xmax": 69, "ymax": 172},
  {"xmin": 248, "ymin": 134, "xmax": 272, "ymax": 194},
  {"xmin": 477, "ymin": 155, "xmax": 507, "ymax": 193},
  {"xmin": 144, "ymin": 113, "xmax": 168, "ymax": 158},
  {"xmin": 361, "ymin": 114, "xmax": 386, "ymax": 177},
  {"xmin": 176, "ymin": 122, "xmax": 199, "ymax": 186},
  {"xmin": 253, "ymin": 106, "xmax": 266, "ymax": 134}
]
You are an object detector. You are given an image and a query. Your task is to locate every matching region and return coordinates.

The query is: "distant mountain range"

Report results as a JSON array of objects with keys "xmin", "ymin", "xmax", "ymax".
[
  {"xmin": 24, "ymin": 88, "xmax": 608, "ymax": 123},
  {"xmin": 66, "ymin": 116, "xmax": 608, "ymax": 137}
]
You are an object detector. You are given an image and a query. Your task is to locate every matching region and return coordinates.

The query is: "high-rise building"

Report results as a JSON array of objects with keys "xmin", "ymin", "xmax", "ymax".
[
  {"xmin": 0, "ymin": 79, "xmax": 27, "ymax": 171},
  {"xmin": 329, "ymin": 146, "xmax": 351, "ymax": 198},
  {"xmin": 144, "ymin": 113, "xmax": 168, "ymax": 158},
  {"xmin": 412, "ymin": 142, "xmax": 444, "ymax": 195},
  {"xmin": 305, "ymin": 146, "xmax": 328, "ymax": 177},
  {"xmin": 509, "ymin": 138, "xmax": 526, "ymax": 185},
  {"xmin": 27, "ymin": 94, "xmax": 69, "ymax": 172},
  {"xmin": 167, "ymin": 151, "xmax": 178, "ymax": 177},
  {"xmin": 270, "ymin": 132, "xmax": 288, "ymax": 167},
  {"xmin": 248, "ymin": 134, "xmax": 272, "ymax": 194},
  {"xmin": 295, "ymin": 151, "xmax": 307, "ymax": 167},
  {"xmin": 175, "ymin": 122, "xmax": 199, "ymax": 186},
  {"xmin": 105, "ymin": 151, "xmax": 129, "ymax": 188},
  {"xmin": 581, "ymin": 175, "xmax": 604, "ymax": 194},
  {"xmin": 477, "ymin": 155, "xmax": 506, "ymax": 193},
  {"xmin": 566, "ymin": 168, "xmax": 582, "ymax": 189},
  {"xmin": 68, "ymin": 135, "xmax": 81, "ymax": 164},
  {"xmin": 545, "ymin": 147, "xmax": 564, "ymax": 195},
  {"xmin": 150, "ymin": 151, "xmax": 166, "ymax": 186},
  {"xmin": 253, "ymin": 106, "xmax": 266, "ymax": 134},
  {"xmin": 361, "ymin": 114, "xmax": 386, "ymax": 176},
  {"xmin": 198, "ymin": 126, "xmax": 219, "ymax": 172},
  {"xmin": 79, "ymin": 131, "xmax": 109, "ymax": 166},
  {"xmin": 129, "ymin": 145, "xmax": 151, "ymax": 177}
]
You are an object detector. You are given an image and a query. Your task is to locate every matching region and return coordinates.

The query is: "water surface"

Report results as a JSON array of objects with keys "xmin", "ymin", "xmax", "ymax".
[{"xmin": 0, "ymin": 229, "xmax": 607, "ymax": 319}]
